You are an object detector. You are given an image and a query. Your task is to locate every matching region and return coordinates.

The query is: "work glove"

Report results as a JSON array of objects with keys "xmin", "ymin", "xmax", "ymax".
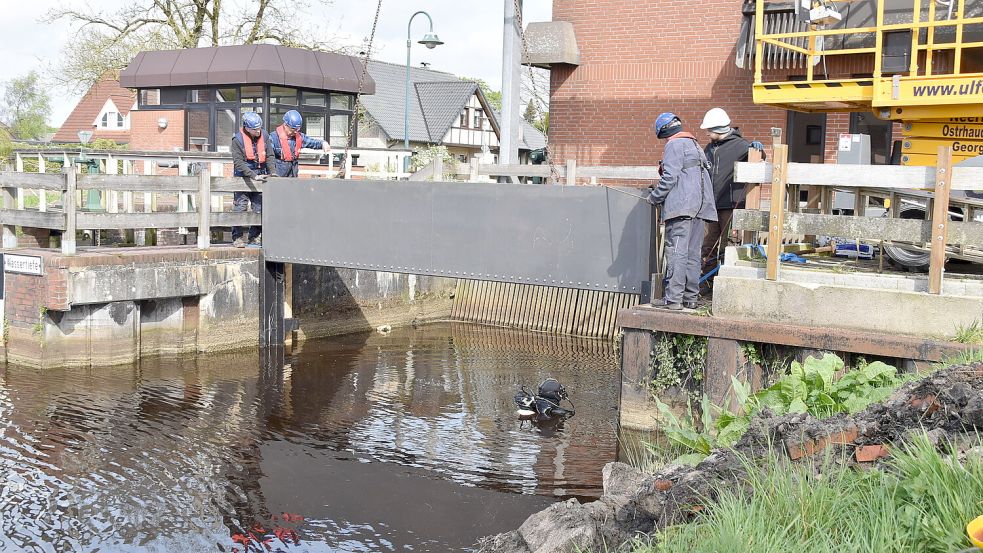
[
  {"xmin": 254, "ymin": 174, "xmax": 268, "ymax": 182},
  {"xmin": 322, "ymin": 142, "xmax": 332, "ymax": 155},
  {"xmin": 750, "ymin": 141, "xmax": 765, "ymax": 151}
]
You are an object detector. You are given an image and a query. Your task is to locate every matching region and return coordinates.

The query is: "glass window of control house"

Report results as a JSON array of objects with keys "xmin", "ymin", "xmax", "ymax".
[
  {"xmin": 216, "ymin": 87, "xmax": 238, "ymax": 103},
  {"xmin": 270, "ymin": 86, "xmax": 298, "ymax": 105},
  {"xmin": 330, "ymin": 94, "xmax": 353, "ymax": 111},
  {"xmin": 329, "ymin": 114, "xmax": 351, "ymax": 147},
  {"xmin": 140, "ymin": 89, "xmax": 160, "ymax": 106},
  {"xmin": 190, "ymin": 88, "xmax": 211, "ymax": 103},
  {"xmin": 241, "ymin": 85, "xmax": 264, "ymax": 105},
  {"xmin": 216, "ymin": 107, "xmax": 237, "ymax": 152},
  {"xmin": 303, "ymin": 92, "xmax": 326, "ymax": 107}
]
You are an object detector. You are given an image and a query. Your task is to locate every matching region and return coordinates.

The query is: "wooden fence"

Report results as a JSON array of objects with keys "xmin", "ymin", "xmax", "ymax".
[{"xmin": 733, "ymin": 146, "xmax": 983, "ymax": 294}]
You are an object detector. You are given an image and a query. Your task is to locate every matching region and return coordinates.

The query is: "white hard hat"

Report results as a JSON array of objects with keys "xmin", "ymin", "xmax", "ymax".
[{"xmin": 700, "ymin": 108, "xmax": 731, "ymax": 130}]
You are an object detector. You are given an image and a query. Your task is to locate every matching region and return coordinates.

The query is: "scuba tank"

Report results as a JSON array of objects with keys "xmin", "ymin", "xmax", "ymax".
[{"xmin": 514, "ymin": 378, "xmax": 575, "ymax": 419}]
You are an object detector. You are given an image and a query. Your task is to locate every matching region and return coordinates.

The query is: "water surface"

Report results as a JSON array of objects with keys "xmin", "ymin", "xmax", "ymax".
[{"xmin": 0, "ymin": 323, "xmax": 620, "ymax": 552}]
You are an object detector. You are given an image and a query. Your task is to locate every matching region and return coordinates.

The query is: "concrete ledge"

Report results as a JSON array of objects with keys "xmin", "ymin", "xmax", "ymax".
[
  {"xmin": 522, "ymin": 21, "xmax": 581, "ymax": 67},
  {"xmin": 617, "ymin": 305, "xmax": 970, "ymax": 362},
  {"xmin": 712, "ymin": 274, "xmax": 983, "ymax": 340},
  {"xmin": 719, "ymin": 260, "xmax": 983, "ymax": 297}
]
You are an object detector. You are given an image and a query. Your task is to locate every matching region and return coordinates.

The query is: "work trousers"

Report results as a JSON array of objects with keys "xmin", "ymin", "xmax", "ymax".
[
  {"xmin": 664, "ymin": 216, "xmax": 706, "ymax": 305},
  {"xmin": 702, "ymin": 208, "xmax": 735, "ymax": 276},
  {"xmin": 232, "ymin": 191, "xmax": 262, "ymax": 241}
]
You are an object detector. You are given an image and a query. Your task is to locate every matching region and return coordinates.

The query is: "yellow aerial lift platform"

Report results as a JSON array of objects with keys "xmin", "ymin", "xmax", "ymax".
[{"xmin": 751, "ymin": 0, "xmax": 983, "ymax": 166}]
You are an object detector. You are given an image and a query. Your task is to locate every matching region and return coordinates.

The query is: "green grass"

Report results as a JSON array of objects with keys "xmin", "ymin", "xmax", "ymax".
[
  {"xmin": 630, "ymin": 435, "xmax": 983, "ymax": 553},
  {"xmin": 953, "ymin": 320, "xmax": 983, "ymax": 345}
]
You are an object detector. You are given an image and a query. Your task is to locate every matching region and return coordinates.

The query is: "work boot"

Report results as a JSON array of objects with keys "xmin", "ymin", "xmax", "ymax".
[
  {"xmin": 650, "ymin": 299, "xmax": 683, "ymax": 311},
  {"xmin": 683, "ymin": 300, "xmax": 699, "ymax": 310},
  {"xmin": 232, "ymin": 237, "xmax": 246, "ymax": 248},
  {"xmin": 247, "ymin": 234, "xmax": 262, "ymax": 248}
]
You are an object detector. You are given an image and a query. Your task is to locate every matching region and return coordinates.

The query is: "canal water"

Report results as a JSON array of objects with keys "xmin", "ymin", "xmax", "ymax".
[{"xmin": 0, "ymin": 322, "xmax": 621, "ymax": 552}]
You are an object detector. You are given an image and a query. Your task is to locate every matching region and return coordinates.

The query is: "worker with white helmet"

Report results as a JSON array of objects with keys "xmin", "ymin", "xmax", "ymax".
[{"xmin": 699, "ymin": 107, "xmax": 765, "ymax": 290}]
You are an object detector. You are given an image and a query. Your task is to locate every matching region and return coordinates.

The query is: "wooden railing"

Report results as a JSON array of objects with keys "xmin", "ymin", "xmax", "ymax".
[
  {"xmin": 733, "ymin": 146, "xmax": 983, "ymax": 294},
  {"xmin": 0, "ymin": 166, "xmax": 273, "ymax": 254}
]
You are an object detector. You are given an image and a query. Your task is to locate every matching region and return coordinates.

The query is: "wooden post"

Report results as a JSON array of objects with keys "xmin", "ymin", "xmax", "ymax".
[
  {"xmin": 197, "ymin": 163, "xmax": 211, "ymax": 250},
  {"xmin": 284, "ymin": 263, "xmax": 294, "ymax": 348},
  {"xmin": 37, "ymin": 154, "xmax": 47, "ymax": 213},
  {"xmin": 565, "ymin": 158, "xmax": 577, "ymax": 186},
  {"xmin": 766, "ymin": 144, "xmax": 789, "ymax": 281},
  {"xmin": 928, "ymin": 146, "xmax": 952, "ymax": 295},
  {"xmin": 178, "ymin": 157, "xmax": 189, "ymax": 236},
  {"xmin": 1, "ymin": 182, "xmax": 16, "ymax": 249},
  {"xmin": 62, "ymin": 166, "xmax": 77, "ymax": 255},
  {"xmin": 343, "ymin": 153, "xmax": 353, "ymax": 179}
]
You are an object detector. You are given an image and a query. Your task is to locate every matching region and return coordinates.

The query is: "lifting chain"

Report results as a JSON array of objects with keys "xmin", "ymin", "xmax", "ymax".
[
  {"xmin": 512, "ymin": 0, "xmax": 563, "ymax": 186},
  {"xmin": 338, "ymin": 0, "xmax": 383, "ymax": 179}
]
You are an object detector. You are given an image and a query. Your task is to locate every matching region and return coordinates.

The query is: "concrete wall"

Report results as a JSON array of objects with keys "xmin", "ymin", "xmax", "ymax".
[
  {"xmin": 3, "ymin": 248, "xmax": 260, "ymax": 368},
  {"xmin": 291, "ymin": 266, "xmax": 457, "ymax": 339}
]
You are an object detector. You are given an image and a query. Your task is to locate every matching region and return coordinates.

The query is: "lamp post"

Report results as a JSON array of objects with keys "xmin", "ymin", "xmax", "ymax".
[{"xmin": 404, "ymin": 10, "xmax": 443, "ymax": 171}]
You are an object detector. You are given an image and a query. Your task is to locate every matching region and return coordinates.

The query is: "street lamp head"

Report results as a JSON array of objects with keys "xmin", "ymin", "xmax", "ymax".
[{"xmin": 419, "ymin": 31, "xmax": 443, "ymax": 49}]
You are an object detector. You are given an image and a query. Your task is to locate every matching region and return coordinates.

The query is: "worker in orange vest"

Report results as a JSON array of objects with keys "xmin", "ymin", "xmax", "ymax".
[{"xmin": 269, "ymin": 110, "xmax": 332, "ymax": 177}]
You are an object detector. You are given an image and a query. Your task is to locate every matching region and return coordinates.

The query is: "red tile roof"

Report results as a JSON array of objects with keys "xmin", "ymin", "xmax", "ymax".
[{"xmin": 53, "ymin": 75, "xmax": 136, "ymax": 143}]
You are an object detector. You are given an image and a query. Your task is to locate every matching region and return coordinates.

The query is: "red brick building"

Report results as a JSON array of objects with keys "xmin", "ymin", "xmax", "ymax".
[
  {"xmin": 53, "ymin": 75, "xmax": 136, "ymax": 144},
  {"xmin": 545, "ymin": 0, "xmax": 880, "ymax": 169}
]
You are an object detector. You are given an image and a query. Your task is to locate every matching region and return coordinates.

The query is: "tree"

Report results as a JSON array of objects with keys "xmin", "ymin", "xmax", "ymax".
[
  {"xmin": 523, "ymin": 101, "xmax": 538, "ymax": 124},
  {"xmin": 1, "ymin": 72, "xmax": 51, "ymax": 141},
  {"xmin": 466, "ymin": 78, "xmax": 502, "ymax": 112},
  {"xmin": 45, "ymin": 0, "xmax": 341, "ymax": 94},
  {"xmin": 534, "ymin": 112, "xmax": 549, "ymax": 135}
]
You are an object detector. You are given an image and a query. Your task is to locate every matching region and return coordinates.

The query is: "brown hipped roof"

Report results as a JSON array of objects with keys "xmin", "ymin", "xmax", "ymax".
[
  {"xmin": 119, "ymin": 44, "xmax": 375, "ymax": 94},
  {"xmin": 53, "ymin": 75, "xmax": 136, "ymax": 143}
]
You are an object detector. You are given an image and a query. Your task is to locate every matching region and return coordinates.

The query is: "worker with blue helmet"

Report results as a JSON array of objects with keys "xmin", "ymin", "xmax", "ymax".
[
  {"xmin": 647, "ymin": 112, "xmax": 717, "ymax": 310},
  {"xmin": 230, "ymin": 111, "xmax": 275, "ymax": 247},
  {"xmin": 268, "ymin": 109, "xmax": 332, "ymax": 177}
]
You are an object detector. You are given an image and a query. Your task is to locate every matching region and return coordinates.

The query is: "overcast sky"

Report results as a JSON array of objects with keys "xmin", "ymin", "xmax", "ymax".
[{"xmin": 0, "ymin": 0, "xmax": 553, "ymax": 127}]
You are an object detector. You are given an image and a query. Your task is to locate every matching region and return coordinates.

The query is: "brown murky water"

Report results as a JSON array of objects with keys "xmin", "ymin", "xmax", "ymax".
[{"xmin": 0, "ymin": 322, "xmax": 620, "ymax": 552}]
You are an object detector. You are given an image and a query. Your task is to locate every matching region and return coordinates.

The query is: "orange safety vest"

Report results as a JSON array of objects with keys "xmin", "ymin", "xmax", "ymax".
[
  {"xmin": 276, "ymin": 125, "xmax": 303, "ymax": 162},
  {"xmin": 240, "ymin": 131, "xmax": 267, "ymax": 163}
]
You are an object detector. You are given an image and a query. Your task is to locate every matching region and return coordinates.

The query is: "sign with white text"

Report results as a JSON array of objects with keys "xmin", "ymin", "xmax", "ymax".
[{"xmin": 4, "ymin": 254, "xmax": 44, "ymax": 276}]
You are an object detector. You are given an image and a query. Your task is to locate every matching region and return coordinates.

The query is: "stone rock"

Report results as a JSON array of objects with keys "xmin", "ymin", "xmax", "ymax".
[
  {"xmin": 962, "ymin": 396, "xmax": 983, "ymax": 428},
  {"xmin": 476, "ymin": 530, "xmax": 530, "ymax": 553},
  {"xmin": 517, "ymin": 499, "xmax": 605, "ymax": 553},
  {"xmin": 603, "ymin": 462, "xmax": 647, "ymax": 497}
]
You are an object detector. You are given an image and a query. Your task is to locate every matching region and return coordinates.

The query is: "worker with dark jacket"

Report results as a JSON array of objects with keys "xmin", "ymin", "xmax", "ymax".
[
  {"xmin": 268, "ymin": 110, "xmax": 331, "ymax": 177},
  {"xmin": 699, "ymin": 108, "xmax": 766, "ymax": 280},
  {"xmin": 231, "ymin": 111, "xmax": 276, "ymax": 248},
  {"xmin": 647, "ymin": 112, "xmax": 717, "ymax": 310}
]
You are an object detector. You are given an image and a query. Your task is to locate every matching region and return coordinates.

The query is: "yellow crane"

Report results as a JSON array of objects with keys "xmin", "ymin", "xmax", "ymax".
[{"xmin": 751, "ymin": 0, "xmax": 983, "ymax": 166}]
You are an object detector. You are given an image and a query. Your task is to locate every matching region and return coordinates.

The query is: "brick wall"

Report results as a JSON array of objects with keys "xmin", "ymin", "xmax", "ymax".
[
  {"xmin": 130, "ymin": 110, "xmax": 185, "ymax": 152},
  {"xmin": 549, "ymin": 0, "xmax": 788, "ymax": 173}
]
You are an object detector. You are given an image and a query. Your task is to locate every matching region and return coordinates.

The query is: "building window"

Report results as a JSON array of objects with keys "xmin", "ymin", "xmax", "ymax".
[
  {"xmin": 303, "ymin": 92, "xmax": 326, "ymax": 107},
  {"xmin": 190, "ymin": 88, "xmax": 211, "ymax": 103},
  {"xmin": 160, "ymin": 88, "xmax": 188, "ymax": 105},
  {"xmin": 473, "ymin": 109, "xmax": 483, "ymax": 129},
  {"xmin": 139, "ymin": 89, "xmax": 160, "ymax": 106},
  {"xmin": 101, "ymin": 111, "xmax": 122, "ymax": 128},
  {"xmin": 216, "ymin": 87, "xmax": 238, "ymax": 102},
  {"xmin": 460, "ymin": 108, "xmax": 469, "ymax": 128},
  {"xmin": 270, "ymin": 86, "xmax": 298, "ymax": 105},
  {"xmin": 330, "ymin": 114, "xmax": 352, "ymax": 147},
  {"xmin": 330, "ymin": 94, "xmax": 353, "ymax": 111}
]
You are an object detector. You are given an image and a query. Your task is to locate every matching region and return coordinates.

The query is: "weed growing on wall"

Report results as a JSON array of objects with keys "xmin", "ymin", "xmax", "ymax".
[{"xmin": 649, "ymin": 333, "xmax": 707, "ymax": 398}]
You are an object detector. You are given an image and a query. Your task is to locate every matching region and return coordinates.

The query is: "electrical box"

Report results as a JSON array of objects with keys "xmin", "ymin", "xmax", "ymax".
[
  {"xmin": 833, "ymin": 134, "xmax": 872, "ymax": 212},
  {"xmin": 836, "ymin": 133, "xmax": 871, "ymax": 165}
]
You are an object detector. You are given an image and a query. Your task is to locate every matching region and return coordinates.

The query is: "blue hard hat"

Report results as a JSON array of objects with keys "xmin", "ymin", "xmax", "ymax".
[
  {"xmin": 654, "ymin": 112, "xmax": 681, "ymax": 138},
  {"xmin": 242, "ymin": 111, "xmax": 263, "ymax": 130},
  {"xmin": 283, "ymin": 110, "xmax": 303, "ymax": 129}
]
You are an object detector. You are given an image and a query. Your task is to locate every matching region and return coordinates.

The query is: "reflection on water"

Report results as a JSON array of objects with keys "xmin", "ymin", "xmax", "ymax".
[{"xmin": 0, "ymin": 323, "xmax": 619, "ymax": 552}]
